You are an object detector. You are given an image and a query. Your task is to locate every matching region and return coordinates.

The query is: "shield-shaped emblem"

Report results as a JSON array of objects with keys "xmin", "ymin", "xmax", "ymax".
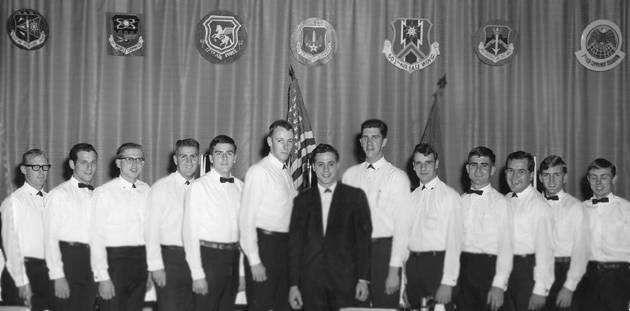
[
  {"xmin": 301, "ymin": 26, "xmax": 326, "ymax": 55},
  {"xmin": 382, "ymin": 18, "xmax": 439, "ymax": 73},
  {"xmin": 107, "ymin": 13, "xmax": 145, "ymax": 56},
  {"xmin": 291, "ymin": 18, "xmax": 337, "ymax": 66},
  {"xmin": 7, "ymin": 9, "xmax": 49, "ymax": 50},
  {"xmin": 473, "ymin": 20, "xmax": 518, "ymax": 66},
  {"xmin": 197, "ymin": 11, "xmax": 247, "ymax": 64}
]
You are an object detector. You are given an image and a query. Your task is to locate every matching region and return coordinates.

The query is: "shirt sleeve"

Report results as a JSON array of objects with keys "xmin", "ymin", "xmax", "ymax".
[
  {"xmin": 389, "ymin": 171, "xmax": 412, "ymax": 267},
  {"xmin": 532, "ymin": 204, "xmax": 554, "ymax": 296},
  {"xmin": 90, "ymin": 190, "xmax": 110, "ymax": 282},
  {"xmin": 239, "ymin": 166, "xmax": 265, "ymax": 266},
  {"xmin": 492, "ymin": 197, "xmax": 513, "ymax": 290},
  {"xmin": 44, "ymin": 190, "xmax": 65, "ymax": 279},
  {"xmin": 564, "ymin": 203, "xmax": 588, "ymax": 291},
  {"xmin": 145, "ymin": 183, "xmax": 165, "ymax": 271},
  {"xmin": 441, "ymin": 192, "xmax": 463, "ymax": 286},
  {"xmin": 1, "ymin": 197, "xmax": 29, "ymax": 286},
  {"xmin": 183, "ymin": 184, "xmax": 205, "ymax": 280}
]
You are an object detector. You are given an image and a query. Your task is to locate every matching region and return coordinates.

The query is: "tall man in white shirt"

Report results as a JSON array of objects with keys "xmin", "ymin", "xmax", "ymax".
[
  {"xmin": 456, "ymin": 146, "xmax": 513, "ymax": 311},
  {"xmin": 1, "ymin": 149, "xmax": 53, "ymax": 311},
  {"xmin": 504, "ymin": 151, "xmax": 554, "ymax": 311},
  {"xmin": 404, "ymin": 143, "xmax": 462, "ymax": 310},
  {"xmin": 240, "ymin": 120, "xmax": 298, "ymax": 311},
  {"xmin": 537, "ymin": 155, "xmax": 587, "ymax": 311},
  {"xmin": 184, "ymin": 135, "xmax": 242, "ymax": 311},
  {"xmin": 342, "ymin": 119, "xmax": 411, "ymax": 308},
  {"xmin": 45, "ymin": 143, "xmax": 98, "ymax": 310},
  {"xmin": 146, "ymin": 138, "xmax": 199, "ymax": 311},
  {"xmin": 91, "ymin": 142, "xmax": 150, "ymax": 311},
  {"xmin": 577, "ymin": 158, "xmax": 630, "ymax": 311}
]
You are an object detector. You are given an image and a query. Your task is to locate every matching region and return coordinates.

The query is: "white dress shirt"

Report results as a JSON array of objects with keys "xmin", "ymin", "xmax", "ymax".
[
  {"xmin": 184, "ymin": 169, "xmax": 243, "ymax": 280},
  {"xmin": 44, "ymin": 177, "xmax": 93, "ymax": 279},
  {"xmin": 240, "ymin": 154, "xmax": 297, "ymax": 266},
  {"xmin": 342, "ymin": 157, "xmax": 412, "ymax": 267},
  {"xmin": 507, "ymin": 185, "xmax": 554, "ymax": 296},
  {"xmin": 1, "ymin": 183, "xmax": 46, "ymax": 286},
  {"xmin": 461, "ymin": 184, "xmax": 513, "ymax": 290},
  {"xmin": 317, "ymin": 183, "xmax": 337, "ymax": 234},
  {"xmin": 145, "ymin": 172, "xmax": 192, "ymax": 272},
  {"xmin": 406, "ymin": 177, "xmax": 462, "ymax": 286},
  {"xmin": 584, "ymin": 193, "xmax": 630, "ymax": 263},
  {"xmin": 90, "ymin": 177, "xmax": 150, "ymax": 282},
  {"xmin": 545, "ymin": 190, "xmax": 588, "ymax": 291}
]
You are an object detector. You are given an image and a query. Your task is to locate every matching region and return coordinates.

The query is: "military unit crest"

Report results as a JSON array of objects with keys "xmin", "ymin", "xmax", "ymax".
[
  {"xmin": 7, "ymin": 9, "xmax": 49, "ymax": 50},
  {"xmin": 196, "ymin": 10, "xmax": 248, "ymax": 64},
  {"xmin": 474, "ymin": 20, "xmax": 519, "ymax": 66},
  {"xmin": 290, "ymin": 18, "xmax": 338, "ymax": 66},
  {"xmin": 574, "ymin": 20, "xmax": 625, "ymax": 71},
  {"xmin": 382, "ymin": 18, "xmax": 440, "ymax": 73},
  {"xmin": 107, "ymin": 13, "xmax": 145, "ymax": 57}
]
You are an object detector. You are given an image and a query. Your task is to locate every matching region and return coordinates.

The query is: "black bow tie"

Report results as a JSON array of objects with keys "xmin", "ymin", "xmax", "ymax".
[
  {"xmin": 78, "ymin": 183, "xmax": 94, "ymax": 191},
  {"xmin": 466, "ymin": 189, "xmax": 483, "ymax": 195},
  {"xmin": 185, "ymin": 180, "xmax": 190, "ymax": 185},
  {"xmin": 367, "ymin": 164, "xmax": 375, "ymax": 170},
  {"xmin": 36, "ymin": 191, "xmax": 43, "ymax": 197},
  {"xmin": 131, "ymin": 183, "xmax": 136, "ymax": 189},
  {"xmin": 545, "ymin": 195, "xmax": 559, "ymax": 201},
  {"xmin": 511, "ymin": 193, "xmax": 518, "ymax": 198},
  {"xmin": 324, "ymin": 188, "xmax": 332, "ymax": 193},
  {"xmin": 592, "ymin": 197, "xmax": 609, "ymax": 204},
  {"xmin": 282, "ymin": 164, "xmax": 287, "ymax": 170},
  {"xmin": 220, "ymin": 177, "xmax": 234, "ymax": 183}
]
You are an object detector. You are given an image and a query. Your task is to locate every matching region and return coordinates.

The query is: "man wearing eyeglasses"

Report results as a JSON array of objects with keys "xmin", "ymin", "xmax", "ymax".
[
  {"xmin": 456, "ymin": 146, "xmax": 512, "ymax": 311},
  {"xmin": 342, "ymin": 119, "xmax": 411, "ymax": 308},
  {"xmin": 44, "ymin": 143, "xmax": 98, "ymax": 311},
  {"xmin": 504, "ymin": 151, "xmax": 554, "ymax": 311},
  {"xmin": 184, "ymin": 135, "xmax": 242, "ymax": 311},
  {"xmin": 1, "ymin": 148, "xmax": 53, "ymax": 311},
  {"xmin": 90, "ymin": 142, "xmax": 150, "ymax": 311},
  {"xmin": 146, "ymin": 139, "xmax": 199, "ymax": 311}
]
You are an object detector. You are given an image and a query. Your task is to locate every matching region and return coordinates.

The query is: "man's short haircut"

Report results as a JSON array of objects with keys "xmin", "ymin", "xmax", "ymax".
[
  {"xmin": 467, "ymin": 146, "xmax": 496, "ymax": 166},
  {"xmin": 175, "ymin": 138, "xmax": 200, "ymax": 154},
  {"xmin": 587, "ymin": 158, "xmax": 616, "ymax": 177},
  {"xmin": 361, "ymin": 119, "xmax": 388, "ymax": 138},
  {"xmin": 209, "ymin": 135, "xmax": 237, "ymax": 153},
  {"xmin": 311, "ymin": 143, "xmax": 339, "ymax": 162},
  {"xmin": 22, "ymin": 148, "xmax": 47, "ymax": 165},
  {"xmin": 506, "ymin": 150, "xmax": 535, "ymax": 172},
  {"xmin": 116, "ymin": 142, "xmax": 143, "ymax": 157},
  {"xmin": 413, "ymin": 143, "xmax": 438, "ymax": 161},
  {"xmin": 267, "ymin": 120, "xmax": 294, "ymax": 138},
  {"xmin": 69, "ymin": 143, "xmax": 97, "ymax": 162},
  {"xmin": 539, "ymin": 155, "xmax": 567, "ymax": 174}
]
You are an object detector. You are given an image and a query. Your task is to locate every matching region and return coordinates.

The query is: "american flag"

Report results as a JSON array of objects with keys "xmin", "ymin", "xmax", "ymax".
[{"xmin": 287, "ymin": 66, "xmax": 316, "ymax": 190}]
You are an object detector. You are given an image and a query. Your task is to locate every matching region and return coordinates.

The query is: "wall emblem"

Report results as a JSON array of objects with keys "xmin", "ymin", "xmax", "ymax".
[
  {"xmin": 575, "ymin": 19, "xmax": 625, "ymax": 71},
  {"xmin": 7, "ymin": 9, "xmax": 49, "ymax": 50},
  {"xmin": 382, "ymin": 18, "xmax": 439, "ymax": 73},
  {"xmin": 107, "ymin": 13, "xmax": 145, "ymax": 56},
  {"xmin": 197, "ymin": 10, "xmax": 247, "ymax": 64},
  {"xmin": 474, "ymin": 20, "xmax": 518, "ymax": 65},
  {"xmin": 291, "ymin": 18, "xmax": 337, "ymax": 66}
]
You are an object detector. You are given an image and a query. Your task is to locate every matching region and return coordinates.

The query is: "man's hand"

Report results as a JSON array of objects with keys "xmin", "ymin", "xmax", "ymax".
[
  {"xmin": 385, "ymin": 266, "xmax": 400, "ymax": 295},
  {"xmin": 555, "ymin": 287, "xmax": 573, "ymax": 308},
  {"xmin": 528, "ymin": 294, "xmax": 546, "ymax": 310},
  {"xmin": 192, "ymin": 279, "xmax": 208, "ymax": 295},
  {"xmin": 435, "ymin": 284, "xmax": 453, "ymax": 305},
  {"xmin": 251, "ymin": 263, "xmax": 267, "ymax": 282},
  {"xmin": 98, "ymin": 280, "xmax": 116, "ymax": 300},
  {"xmin": 54, "ymin": 278, "xmax": 70, "ymax": 299},
  {"xmin": 151, "ymin": 270, "xmax": 167, "ymax": 288},
  {"xmin": 355, "ymin": 280, "xmax": 369, "ymax": 301},
  {"xmin": 486, "ymin": 286, "xmax": 504, "ymax": 311},
  {"xmin": 288, "ymin": 286, "xmax": 303, "ymax": 310},
  {"xmin": 18, "ymin": 284, "xmax": 32, "ymax": 307}
]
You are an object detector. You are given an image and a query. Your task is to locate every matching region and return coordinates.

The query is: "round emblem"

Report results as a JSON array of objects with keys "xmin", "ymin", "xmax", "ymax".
[
  {"xmin": 575, "ymin": 19, "xmax": 625, "ymax": 71},
  {"xmin": 290, "ymin": 18, "xmax": 338, "ymax": 66},
  {"xmin": 473, "ymin": 20, "xmax": 519, "ymax": 66},
  {"xmin": 196, "ymin": 10, "xmax": 248, "ymax": 64},
  {"xmin": 6, "ymin": 9, "xmax": 49, "ymax": 51}
]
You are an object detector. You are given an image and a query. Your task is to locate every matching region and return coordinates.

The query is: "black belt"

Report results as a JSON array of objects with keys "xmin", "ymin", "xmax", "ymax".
[
  {"xmin": 514, "ymin": 253, "xmax": 535, "ymax": 259},
  {"xmin": 371, "ymin": 236, "xmax": 393, "ymax": 243},
  {"xmin": 410, "ymin": 250, "xmax": 445, "ymax": 257},
  {"xmin": 256, "ymin": 228, "xmax": 288, "ymax": 237},
  {"xmin": 60, "ymin": 241, "xmax": 89, "ymax": 248},
  {"xmin": 588, "ymin": 261, "xmax": 629, "ymax": 270},
  {"xmin": 555, "ymin": 257, "xmax": 571, "ymax": 263},
  {"xmin": 161, "ymin": 245, "xmax": 184, "ymax": 250},
  {"xmin": 24, "ymin": 257, "xmax": 45, "ymax": 263},
  {"xmin": 200, "ymin": 240, "xmax": 239, "ymax": 250},
  {"xmin": 461, "ymin": 252, "xmax": 497, "ymax": 259}
]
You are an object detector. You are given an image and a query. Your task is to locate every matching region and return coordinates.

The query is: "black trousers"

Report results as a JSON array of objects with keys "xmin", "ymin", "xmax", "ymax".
[
  {"xmin": 367, "ymin": 237, "xmax": 398, "ymax": 308},
  {"xmin": 575, "ymin": 261, "xmax": 630, "ymax": 311},
  {"xmin": 505, "ymin": 255, "xmax": 536, "ymax": 311},
  {"xmin": 405, "ymin": 251, "xmax": 453, "ymax": 310},
  {"xmin": 456, "ymin": 252, "xmax": 502, "ymax": 311},
  {"xmin": 24, "ymin": 257, "xmax": 54, "ymax": 311},
  {"xmin": 541, "ymin": 260, "xmax": 574, "ymax": 311},
  {"xmin": 54, "ymin": 242, "xmax": 96, "ymax": 311},
  {"xmin": 245, "ymin": 229, "xmax": 289, "ymax": 311},
  {"xmin": 98, "ymin": 246, "xmax": 147, "ymax": 311},
  {"xmin": 156, "ymin": 246, "xmax": 193, "ymax": 311},
  {"xmin": 194, "ymin": 246, "xmax": 239, "ymax": 311},
  {"xmin": 301, "ymin": 283, "xmax": 355, "ymax": 311}
]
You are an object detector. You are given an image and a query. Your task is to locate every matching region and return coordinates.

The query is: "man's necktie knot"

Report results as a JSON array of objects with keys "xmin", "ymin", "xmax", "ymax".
[
  {"xmin": 78, "ymin": 183, "xmax": 94, "ymax": 190},
  {"xmin": 220, "ymin": 177, "xmax": 234, "ymax": 183}
]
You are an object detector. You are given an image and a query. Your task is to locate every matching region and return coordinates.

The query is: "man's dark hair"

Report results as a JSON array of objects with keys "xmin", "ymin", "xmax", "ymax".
[
  {"xmin": 311, "ymin": 144, "xmax": 339, "ymax": 162},
  {"xmin": 209, "ymin": 135, "xmax": 237, "ymax": 153},
  {"xmin": 22, "ymin": 148, "xmax": 47, "ymax": 165},
  {"xmin": 69, "ymin": 143, "xmax": 97, "ymax": 163},
  {"xmin": 267, "ymin": 120, "xmax": 294, "ymax": 138},
  {"xmin": 175, "ymin": 138, "xmax": 200, "ymax": 154},
  {"xmin": 413, "ymin": 143, "xmax": 438, "ymax": 161},
  {"xmin": 361, "ymin": 119, "xmax": 388, "ymax": 138},
  {"xmin": 506, "ymin": 150, "xmax": 535, "ymax": 172},
  {"xmin": 467, "ymin": 146, "xmax": 496, "ymax": 166},
  {"xmin": 116, "ymin": 142, "xmax": 143, "ymax": 157},
  {"xmin": 539, "ymin": 155, "xmax": 567, "ymax": 174},
  {"xmin": 587, "ymin": 158, "xmax": 616, "ymax": 177}
]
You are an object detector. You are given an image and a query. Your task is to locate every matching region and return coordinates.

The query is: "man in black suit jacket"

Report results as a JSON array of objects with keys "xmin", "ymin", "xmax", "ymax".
[{"xmin": 288, "ymin": 144, "xmax": 372, "ymax": 311}]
